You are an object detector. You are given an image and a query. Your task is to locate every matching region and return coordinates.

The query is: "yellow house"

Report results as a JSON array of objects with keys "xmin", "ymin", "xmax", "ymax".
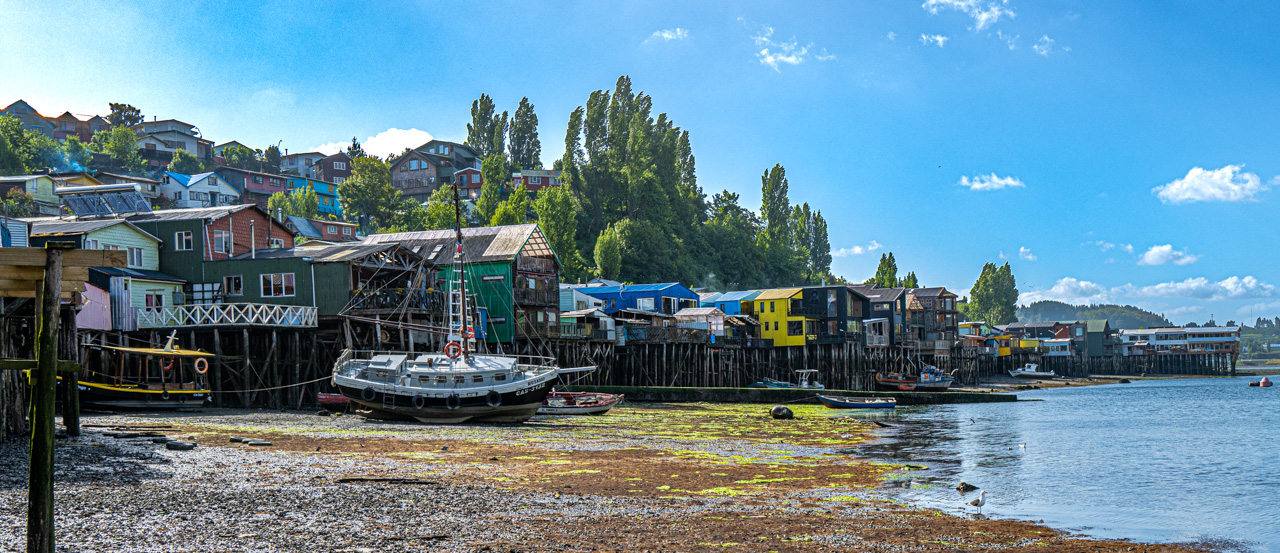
[{"xmin": 751, "ymin": 288, "xmax": 812, "ymax": 347}]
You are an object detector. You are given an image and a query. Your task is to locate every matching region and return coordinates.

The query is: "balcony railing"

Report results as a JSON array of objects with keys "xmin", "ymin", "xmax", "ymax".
[
  {"xmin": 865, "ymin": 334, "xmax": 889, "ymax": 347},
  {"xmin": 514, "ymin": 287, "xmax": 559, "ymax": 306},
  {"xmin": 515, "ymin": 256, "xmax": 557, "ymax": 275},
  {"xmin": 348, "ymin": 288, "xmax": 444, "ymax": 313},
  {"xmin": 622, "ymin": 326, "xmax": 708, "ymax": 344},
  {"xmin": 714, "ymin": 335, "xmax": 773, "ymax": 349},
  {"xmin": 137, "ymin": 303, "xmax": 317, "ymax": 329}
]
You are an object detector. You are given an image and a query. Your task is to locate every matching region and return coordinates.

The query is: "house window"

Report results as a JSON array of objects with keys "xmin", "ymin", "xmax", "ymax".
[
  {"xmin": 774, "ymin": 321, "xmax": 779, "ymax": 331},
  {"xmin": 260, "ymin": 273, "xmax": 295, "ymax": 297},
  {"xmin": 334, "ymin": 162, "xmax": 346, "ymax": 170},
  {"xmin": 327, "ymin": 225, "xmax": 337, "ymax": 234},
  {"xmin": 410, "ymin": 160, "xmax": 419, "ymax": 170},
  {"xmin": 788, "ymin": 321, "xmax": 803, "ymax": 336},
  {"xmin": 145, "ymin": 292, "xmax": 165, "ymax": 307},
  {"xmin": 127, "ymin": 247, "xmax": 144, "ymax": 267},
  {"xmin": 269, "ymin": 238, "xmax": 285, "ymax": 248},
  {"xmin": 770, "ymin": 301, "xmax": 775, "ymax": 313},
  {"xmin": 532, "ymin": 176, "xmax": 542, "ymax": 185},
  {"xmin": 334, "ymin": 177, "xmax": 346, "ymax": 184},
  {"xmin": 175, "ymin": 231, "xmax": 193, "ymax": 251},
  {"xmin": 173, "ymin": 191, "xmax": 182, "ymax": 200},
  {"xmin": 224, "ymin": 275, "xmax": 243, "ymax": 296},
  {"xmin": 213, "ymin": 229, "xmax": 231, "ymax": 254},
  {"xmin": 342, "ymin": 226, "xmax": 352, "ymax": 235},
  {"xmin": 636, "ymin": 297, "xmax": 655, "ymax": 311},
  {"xmin": 305, "ymin": 158, "xmax": 313, "ymax": 166},
  {"xmin": 471, "ymin": 174, "xmax": 480, "ymax": 183},
  {"xmin": 252, "ymin": 176, "xmax": 263, "ymax": 184},
  {"xmin": 84, "ymin": 239, "xmax": 99, "ymax": 249}
]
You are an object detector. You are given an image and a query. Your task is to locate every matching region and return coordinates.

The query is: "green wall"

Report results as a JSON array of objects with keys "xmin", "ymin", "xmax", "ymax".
[
  {"xmin": 200, "ymin": 257, "xmax": 350, "ymax": 314},
  {"xmin": 444, "ymin": 261, "xmax": 514, "ymax": 343},
  {"xmin": 86, "ymin": 224, "xmax": 160, "ymax": 271}
]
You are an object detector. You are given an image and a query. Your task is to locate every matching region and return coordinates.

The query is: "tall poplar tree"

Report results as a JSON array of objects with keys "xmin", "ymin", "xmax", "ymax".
[
  {"xmin": 532, "ymin": 184, "xmax": 583, "ymax": 280},
  {"xmin": 507, "ymin": 97, "xmax": 541, "ymax": 170},
  {"xmin": 466, "ymin": 94, "xmax": 499, "ymax": 158},
  {"xmin": 969, "ymin": 262, "xmax": 1020, "ymax": 324},
  {"xmin": 594, "ymin": 224, "xmax": 622, "ymax": 281}
]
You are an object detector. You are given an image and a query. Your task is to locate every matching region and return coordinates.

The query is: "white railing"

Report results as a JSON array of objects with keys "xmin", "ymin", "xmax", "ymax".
[
  {"xmin": 137, "ymin": 303, "xmax": 318, "ymax": 329},
  {"xmin": 866, "ymin": 335, "xmax": 888, "ymax": 347}
]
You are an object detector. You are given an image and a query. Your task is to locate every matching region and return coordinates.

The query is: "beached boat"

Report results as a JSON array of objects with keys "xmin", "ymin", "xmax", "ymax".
[
  {"xmin": 1009, "ymin": 363, "xmax": 1056, "ymax": 379},
  {"xmin": 816, "ymin": 394, "xmax": 897, "ymax": 409},
  {"xmin": 874, "ymin": 365, "xmax": 953, "ymax": 392},
  {"xmin": 332, "ymin": 187, "xmax": 586, "ymax": 424},
  {"xmin": 748, "ymin": 369, "xmax": 825, "ymax": 390},
  {"xmin": 538, "ymin": 391, "xmax": 624, "ymax": 415},
  {"xmin": 77, "ymin": 332, "xmax": 212, "ymax": 409}
]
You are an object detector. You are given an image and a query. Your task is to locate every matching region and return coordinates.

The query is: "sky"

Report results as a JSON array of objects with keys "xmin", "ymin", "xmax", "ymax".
[{"xmin": 2, "ymin": 0, "xmax": 1277, "ymax": 325}]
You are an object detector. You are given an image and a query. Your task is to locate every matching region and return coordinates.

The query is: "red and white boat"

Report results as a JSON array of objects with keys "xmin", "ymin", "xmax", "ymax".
[{"xmin": 537, "ymin": 391, "xmax": 624, "ymax": 416}]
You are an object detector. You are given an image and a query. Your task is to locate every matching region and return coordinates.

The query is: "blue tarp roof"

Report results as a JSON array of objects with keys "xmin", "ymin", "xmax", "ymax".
[
  {"xmin": 581, "ymin": 282, "xmax": 686, "ymax": 295},
  {"xmin": 286, "ymin": 215, "xmax": 322, "ymax": 239}
]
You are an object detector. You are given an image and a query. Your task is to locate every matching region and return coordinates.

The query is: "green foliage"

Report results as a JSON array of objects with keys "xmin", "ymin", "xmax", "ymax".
[
  {"xmin": 466, "ymin": 94, "xmax": 509, "ymax": 159},
  {"xmin": 476, "ymin": 152, "xmax": 509, "ymax": 223},
  {"xmin": 0, "ymin": 188, "xmax": 35, "ymax": 217},
  {"xmin": 63, "ymin": 136, "xmax": 92, "ymax": 170},
  {"xmin": 346, "ymin": 137, "xmax": 366, "ymax": 159},
  {"xmin": 703, "ymin": 190, "xmax": 764, "ymax": 290},
  {"xmin": 221, "ymin": 144, "xmax": 261, "ymax": 171},
  {"xmin": 968, "ymin": 262, "xmax": 1019, "ymax": 325},
  {"xmin": 267, "ymin": 188, "xmax": 320, "ymax": 220},
  {"xmin": 866, "ymin": 253, "xmax": 899, "ymax": 289},
  {"xmin": 593, "ymin": 223, "xmax": 622, "ymax": 280},
  {"xmin": 151, "ymin": 193, "xmax": 178, "ymax": 210},
  {"xmin": 263, "ymin": 145, "xmax": 282, "ymax": 173},
  {"xmin": 88, "ymin": 125, "xmax": 144, "ymax": 173},
  {"xmin": 899, "ymin": 271, "xmax": 919, "ymax": 288},
  {"xmin": 532, "ymin": 183, "xmax": 583, "ymax": 280},
  {"xmin": 421, "ymin": 184, "xmax": 461, "ymax": 231},
  {"xmin": 490, "ymin": 184, "xmax": 529, "ymax": 226},
  {"xmin": 0, "ymin": 117, "xmax": 24, "ymax": 176},
  {"xmin": 339, "ymin": 156, "xmax": 402, "ymax": 233},
  {"xmin": 1016, "ymin": 301, "xmax": 1173, "ymax": 329},
  {"xmin": 25, "ymin": 133, "xmax": 63, "ymax": 171},
  {"xmin": 107, "ymin": 103, "xmax": 143, "ymax": 128},
  {"xmin": 168, "ymin": 148, "xmax": 204, "ymax": 174},
  {"xmin": 508, "ymin": 97, "xmax": 541, "ymax": 170}
]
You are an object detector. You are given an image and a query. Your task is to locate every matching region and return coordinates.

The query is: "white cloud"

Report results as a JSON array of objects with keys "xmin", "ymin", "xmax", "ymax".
[
  {"xmin": 1127, "ymin": 276, "xmax": 1274, "ymax": 301},
  {"xmin": 1018, "ymin": 246, "xmax": 1037, "ymax": 261},
  {"xmin": 312, "ymin": 128, "xmax": 433, "ymax": 159},
  {"xmin": 920, "ymin": 34, "xmax": 950, "ymax": 47},
  {"xmin": 1137, "ymin": 244, "xmax": 1200, "ymax": 266},
  {"xmin": 1122, "ymin": 243, "xmax": 1134, "ymax": 254},
  {"xmin": 833, "ymin": 240, "xmax": 882, "ymax": 257},
  {"xmin": 816, "ymin": 49, "xmax": 837, "ymax": 62},
  {"xmin": 1033, "ymin": 35, "xmax": 1055, "ymax": 56},
  {"xmin": 998, "ymin": 251, "xmax": 1008, "ymax": 260},
  {"xmin": 1151, "ymin": 165, "xmax": 1269, "ymax": 204},
  {"xmin": 1093, "ymin": 240, "xmax": 1115, "ymax": 252},
  {"xmin": 749, "ymin": 25, "xmax": 817, "ymax": 71},
  {"xmin": 922, "ymin": 0, "xmax": 1015, "ymax": 31},
  {"xmin": 1167, "ymin": 305, "xmax": 1204, "ymax": 318},
  {"xmin": 1020, "ymin": 277, "xmax": 1111, "ymax": 304},
  {"xmin": 1237, "ymin": 301, "xmax": 1280, "ymax": 317},
  {"xmin": 958, "ymin": 172, "xmax": 1024, "ymax": 191},
  {"xmin": 997, "ymin": 30, "xmax": 1018, "ymax": 50},
  {"xmin": 887, "ymin": 32, "xmax": 897, "ymax": 41},
  {"xmin": 649, "ymin": 28, "xmax": 688, "ymax": 42}
]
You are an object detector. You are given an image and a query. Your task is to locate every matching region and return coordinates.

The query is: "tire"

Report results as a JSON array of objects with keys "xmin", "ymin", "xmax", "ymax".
[
  {"xmin": 445, "ymin": 394, "xmax": 461, "ymax": 410},
  {"xmin": 412, "ymin": 395, "xmax": 427, "ymax": 409},
  {"xmin": 160, "ymin": 391, "xmax": 170, "ymax": 401},
  {"xmin": 485, "ymin": 390, "xmax": 502, "ymax": 407},
  {"xmin": 361, "ymin": 387, "xmax": 376, "ymax": 402}
]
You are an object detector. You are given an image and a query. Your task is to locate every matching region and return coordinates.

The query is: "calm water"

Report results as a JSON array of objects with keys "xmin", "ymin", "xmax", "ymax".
[{"xmin": 849, "ymin": 376, "xmax": 1280, "ymax": 551}]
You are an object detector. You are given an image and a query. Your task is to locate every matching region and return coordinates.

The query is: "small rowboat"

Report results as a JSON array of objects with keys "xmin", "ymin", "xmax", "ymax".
[
  {"xmin": 1009, "ymin": 363, "xmax": 1056, "ymax": 380},
  {"xmin": 317, "ymin": 393, "xmax": 350, "ymax": 407},
  {"xmin": 816, "ymin": 394, "xmax": 897, "ymax": 409},
  {"xmin": 538, "ymin": 391, "xmax": 624, "ymax": 415}
]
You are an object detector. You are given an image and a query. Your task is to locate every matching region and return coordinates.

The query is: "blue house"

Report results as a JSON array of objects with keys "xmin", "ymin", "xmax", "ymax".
[
  {"xmin": 579, "ymin": 283, "xmax": 699, "ymax": 315},
  {"xmin": 713, "ymin": 290, "xmax": 760, "ymax": 316},
  {"xmin": 287, "ymin": 176, "xmax": 343, "ymax": 217}
]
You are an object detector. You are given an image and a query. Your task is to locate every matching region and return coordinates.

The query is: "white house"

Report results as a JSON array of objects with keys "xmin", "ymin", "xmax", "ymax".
[
  {"xmin": 131, "ymin": 119, "xmax": 213, "ymax": 160},
  {"xmin": 158, "ymin": 172, "xmax": 241, "ymax": 209},
  {"xmin": 281, "ymin": 151, "xmax": 325, "ymax": 179}
]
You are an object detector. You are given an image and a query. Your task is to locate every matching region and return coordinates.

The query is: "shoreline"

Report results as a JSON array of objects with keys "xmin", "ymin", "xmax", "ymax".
[{"xmin": 1, "ymin": 405, "xmax": 1222, "ymax": 552}]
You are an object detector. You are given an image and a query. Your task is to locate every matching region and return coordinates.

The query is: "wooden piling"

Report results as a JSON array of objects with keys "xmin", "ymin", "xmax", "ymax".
[{"xmin": 29, "ymin": 243, "xmax": 71, "ymax": 553}]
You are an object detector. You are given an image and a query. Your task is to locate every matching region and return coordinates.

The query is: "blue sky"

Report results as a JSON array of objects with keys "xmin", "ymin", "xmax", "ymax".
[{"xmin": 3, "ymin": 0, "xmax": 1277, "ymax": 325}]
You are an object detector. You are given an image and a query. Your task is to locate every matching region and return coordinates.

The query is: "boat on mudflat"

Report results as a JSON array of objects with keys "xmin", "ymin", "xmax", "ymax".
[
  {"xmin": 76, "ymin": 332, "xmax": 212, "ymax": 409},
  {"xmin": 1009, "ymin": 363, "xmax": 1056, "ymax": 379},
  {"xmin": 748, "ymin": 369, "xmax": 825, "ymax": 390},
  {"xmin": 816, "ymin": 394, "xmax": 897, "ymax": 409},
  {"xmin": 874, "ymin": 365, "xmax": 954, "ymax": 392},
  {"xmin": 538, "ymin": 391, "xmax": 624, "ymax": 415}
]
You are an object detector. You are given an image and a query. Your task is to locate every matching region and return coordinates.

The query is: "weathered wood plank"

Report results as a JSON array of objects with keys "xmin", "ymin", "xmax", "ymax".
[
  {"xmin": 0, "ymin": 266, "xmax": 90, "ymax": 282},
  {"xmin": 0, "ymin": 248, "xmax": 125, "ymax": 268}
]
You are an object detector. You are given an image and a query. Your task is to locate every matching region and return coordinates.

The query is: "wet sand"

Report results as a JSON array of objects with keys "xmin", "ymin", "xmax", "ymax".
[{"xmin": 0, "ymin": 404, "xmax": 1216, "ymax": 552}]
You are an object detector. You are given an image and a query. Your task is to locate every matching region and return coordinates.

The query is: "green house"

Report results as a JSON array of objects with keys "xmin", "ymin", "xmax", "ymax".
[{"xmin": 364, "ymin": 224, "xmax": 560, "ymax": 343}]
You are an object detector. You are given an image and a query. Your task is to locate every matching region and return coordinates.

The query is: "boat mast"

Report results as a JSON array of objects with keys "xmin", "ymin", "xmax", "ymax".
[{"xmin": 452, "ymin": 183, "xmax": 468, "ymax": 359}]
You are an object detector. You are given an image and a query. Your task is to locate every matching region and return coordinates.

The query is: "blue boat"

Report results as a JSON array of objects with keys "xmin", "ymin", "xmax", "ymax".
[{"xmin": 816, "ymin": 394, "xmax": 897, "ymax": 409}]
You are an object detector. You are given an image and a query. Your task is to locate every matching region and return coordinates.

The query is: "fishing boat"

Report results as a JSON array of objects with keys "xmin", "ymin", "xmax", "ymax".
[
  {"xmin": 331, "ymin": 186, "xmax": 583, "ymax": 424},
  {"xmin": 77, "ymin": 332, "xmax": 212, "ymax": 409},
  {"xmin": 874, "ymin": 365, "xmax": 954, "ymax": 392},
  {"xmin": 748, "ymin": 369, "xmax": 825, "ymax": 390},
  {"xmin": 816, "ymin": 394, "xmax": 897, "ymax": 409},
  {"xmin": 538, "ymin": 391, "xmax": 624, "ymax": 415},
  {"xmin": 1008, "ymin": 363, "xmax": 1056, "ymax": 379}
]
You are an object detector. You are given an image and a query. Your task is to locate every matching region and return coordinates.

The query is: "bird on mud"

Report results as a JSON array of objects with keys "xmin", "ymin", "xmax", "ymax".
[{"xmin": 966, "ymin": 491, "xmax": 988, "ymax": 514}]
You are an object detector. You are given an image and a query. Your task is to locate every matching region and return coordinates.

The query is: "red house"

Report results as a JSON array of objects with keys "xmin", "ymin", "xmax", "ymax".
[
  {"xmin": 511, "ymin": 169, "xmax": 562, "ymax": 193},
  {"xmin": 213, "ymin": 166, "xmax": 289, "ymax": 209},
  {"xmin": 455, "ymin": 167, "xmax": 483, "ymax": 199}
]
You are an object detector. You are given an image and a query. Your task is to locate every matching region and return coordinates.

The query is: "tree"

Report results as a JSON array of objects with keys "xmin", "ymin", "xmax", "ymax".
[
  {"xmin": 508, "ymin": 97, "xmax": 541, "ymax": 170},
  {"xmin": 262, "ymin": 145, "xmax": 282, "ymax": 174},
  {"xmin": 346, "ymin": 137, "xmax": 366, "ymax": 159},
  {"xmin": 594, "ymin": 223, "xmax": 622, "ymax": 280},
  {"xmin": 267, "ymin": 188, "xmax": 320, "ymax": 220},
  {"xmin": 25, "ymin": 133, "xmax": 63, "ymax": 172},
  {"xmin": 704, "ymin": 190, "xmax": 764, "ymax": 289},
  {"xmin": 420, "ymin": 184, "xmax": 461, "ymax": 230},
  {"xmin": 107, "ymin": 103, "xmax": 143, "ymax": 128},
  {"xmin": 221, "ymin": 144, "xmax": 261, "ymax": 171},
  {"xmin": 0, "ymin": 189, "xmax": 35, "ymax": 217},
  {"xmin": 88, "ymin": 126, "xmax": 144, "ymax": 173},
  {"xmin": 168, "ymin": 148, "xmax": 204, "ymax": 174},
  {"xmin": 63, "ymin": 136, "xmax": 92, "ymax": 171},
  {"xmin": 476, "ymin": 152, "xmax": 509, "ymax": 223},
  {"xmin": 899, "ymin": 271, "xmax": 919, "ymax": 288},
  {"xmin": 969, "ymin": 262, "xmax": 1019, "ymax": 325},
  {"xmin": 151, "ymin": 194, "xmax": 178, "ymax": 210},
  {"xmin": 338, "ymin": 156, "xmax": 402, "ymax": 233},
  {"xmin": 467, "ymin": 93, "xmax": 499, "ymax": 158},
  {"xmin": 532, "ymin": 184, "xmax": 583, "ymax": 280},
  {"xmin": 490, "ymin": 184, "xmax": 529, "ymax": 226},
  {"xmin": 866, "ymin": 253, "xmax": 899, "ymax": 288},
  {"xmin": 0, "ymin": 116, "xmax": 32, "ymax": 175}
]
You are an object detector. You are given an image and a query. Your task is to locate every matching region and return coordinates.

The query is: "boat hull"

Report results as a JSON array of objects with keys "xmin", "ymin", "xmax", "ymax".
[
  {"xmin": 816, "ymin": 394, "xmax": 897, "ymax": 409},
  {"xmin": 1008, "ymin": 370, "xmax": 1056, "ymax": 380},
  {"xmin": 537, "ymin": 392, "xmax": 624, "ymax": 415},
  {"xmin": 336, "ymin": 377, "xmax": 556, "ymax": 424},
  {"xmin": 77, "ymin": 380, "xmax": 209, "ymax": 410},
  {"xmin": 874, "ymin": 373, "xmax": 952, "ymax": 392}
]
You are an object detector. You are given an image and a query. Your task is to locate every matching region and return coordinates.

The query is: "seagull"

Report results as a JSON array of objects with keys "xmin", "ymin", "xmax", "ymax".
[
  {"xmin": 967, "ymin": 491, "xmax": 988, "ymax": 514},
  {"xmin": 1019, "ymin": 443, "xmax": 1026, "ymax": 449}
]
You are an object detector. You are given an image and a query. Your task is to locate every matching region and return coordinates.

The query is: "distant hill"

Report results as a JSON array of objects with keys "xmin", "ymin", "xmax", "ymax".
[{"xmin": 1016, "ymin": 301, "xmax": 1172, "ymax": 329}]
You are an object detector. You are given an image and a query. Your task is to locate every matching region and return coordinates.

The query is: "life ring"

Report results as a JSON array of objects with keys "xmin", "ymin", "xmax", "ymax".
[
  {"xmin": 463, "ymin": 326, "xmax": 475, "ymax": 339},
  {"xmin": 485, "ymin": 390, "xmax": 502, "ymax": 407},
  {"xmin": 445, "ymin": 394, "xmax": 461, "ymax": 410},
  {"xmin": 161, "ymin": 390, "xmax": 170, "ymax": 401},
  {"xmin": 445, "ymin": 342, "xmax": 463, "ymax": 359},
  {"xmin": 194, "ymin": 358, "xmax": 209, "ymax": 375},
  {"xmin": 412, "ymin": 395, "xmax": 427, "ymax": 409},
  {"xmin": 360, "ymin": 387, "xmax": 376, "ymax": 402},
  {"xmin": 161, "ymin": 357, "xmax": 175, "ymax": 372}
]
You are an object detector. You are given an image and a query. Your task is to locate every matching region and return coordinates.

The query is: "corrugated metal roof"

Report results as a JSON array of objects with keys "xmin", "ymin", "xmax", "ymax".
[
  {"xmin": 363, "ymin": 224, "xmax": 555, "ymax": 264},
  {"xmin": 755, "ymin": 288, "xmax": 801, "ymax": 300},
  {"xmin": 90, "ymin": 267, "xmax": 185, "ymax": 283},
  {"xmin": 26, "ymin": 218, "xmax": 160, "ymax": 242},
  {"xmin": 716, "ymin": 290, "xmax": 761, "ymax": 303},
  {"xmin": 580, "ymin": 283, "xmax": 683, "ymax": 295},
  {"xmin": 675, "ymin": 307, "xmax": 724, "ymax": 317},
  {"xmin": 698, "ymin": 292, "xmax": 723, "ymax": 302},
  {"xmin": 286, "ymin": 216, "xmax": 322, "ymax": 239},
  {"xmin": 908, "ymin": 287, "xmax": 952, "ymax": 297},
  {"xmin": 126, "ymin": 204, "xmax": 253, "ymax": 223},
  {"xmin": 226, "ymin": 243, "xmax": 407, "ymax": 263}
]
